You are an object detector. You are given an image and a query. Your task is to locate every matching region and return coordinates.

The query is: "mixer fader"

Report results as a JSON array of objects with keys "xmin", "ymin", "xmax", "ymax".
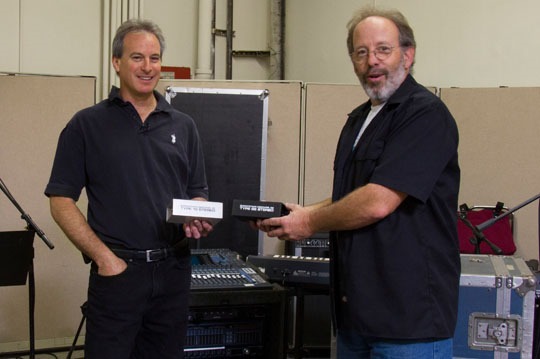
[{"xmin": 190, "ymin": 248, "xmax": 272, "ymax": 291}]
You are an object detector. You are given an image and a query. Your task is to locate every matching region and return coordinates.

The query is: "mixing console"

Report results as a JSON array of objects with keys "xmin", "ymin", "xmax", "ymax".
[{"xmin": 190, "ymin": 248, "xmax": 272, "ymax": 291}]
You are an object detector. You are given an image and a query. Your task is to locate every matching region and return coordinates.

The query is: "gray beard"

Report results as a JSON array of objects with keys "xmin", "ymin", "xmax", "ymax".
[{"xmin": 360, "ymin": 58, "xmax": 407, "ymax": 104}]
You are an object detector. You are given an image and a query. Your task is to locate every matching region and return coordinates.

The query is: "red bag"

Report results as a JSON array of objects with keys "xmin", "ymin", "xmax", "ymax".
[{"xmin": 457, "ymin": 203, "xmax": 516, "ymax": 255}]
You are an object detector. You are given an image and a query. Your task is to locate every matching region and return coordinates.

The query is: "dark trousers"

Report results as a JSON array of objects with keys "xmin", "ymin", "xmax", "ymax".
[{"xmin": 84, "ymin": 254, "xmax": 191, "ymax": 359}]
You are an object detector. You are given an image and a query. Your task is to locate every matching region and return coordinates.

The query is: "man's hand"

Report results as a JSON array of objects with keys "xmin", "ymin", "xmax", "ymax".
[
  {"xmin": 184, "ymin": 197, "xmax": 214, "ymax": 239},
  {"xmin": 257, "ymin": 203, "xmax": 314, "ymax": 241},
  {"xmin": 184, "ymin": 219, "xmax": 213, "ymax": 239},
  {"xmin": 96, "ymin": 255, "xmax": 128, "ymax": 276}
]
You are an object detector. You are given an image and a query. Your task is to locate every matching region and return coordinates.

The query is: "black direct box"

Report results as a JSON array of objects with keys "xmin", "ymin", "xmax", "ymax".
[{"xmin": 232, "ymin": 199, "xmax": 289, "ymax": 221}]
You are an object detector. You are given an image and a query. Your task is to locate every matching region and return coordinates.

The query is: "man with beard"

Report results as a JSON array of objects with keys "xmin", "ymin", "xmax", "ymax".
[{"xmin": 255, "ymin": 6, "xmax": 460, "ymax": 359}]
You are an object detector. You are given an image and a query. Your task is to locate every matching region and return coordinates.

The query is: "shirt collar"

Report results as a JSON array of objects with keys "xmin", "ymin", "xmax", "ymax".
[
  {"xmin": 108, "ymin": 86, "xmax": 172, "ymax": 113},
  {"xmin": 385, "ymin": 74, "xmax": 418, "ymax": 107}
]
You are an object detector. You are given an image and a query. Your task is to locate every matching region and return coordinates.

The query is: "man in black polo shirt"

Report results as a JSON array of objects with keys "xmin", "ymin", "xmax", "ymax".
[
  {"xmin": 45, "ymin": 19, "xmax": 212, "ymax": 359},
  {"xmin": 256, "ymin": 6, "xmax": 460, "ymax": 359}
]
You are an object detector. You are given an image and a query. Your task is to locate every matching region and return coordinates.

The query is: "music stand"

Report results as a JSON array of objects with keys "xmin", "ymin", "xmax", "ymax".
[
  {"xmin": 1, "ymin": 176, "xmax": 52, "ymax": 359},
  {"xmin": 0, "ymin": 230, "xmax": 35, "ymax": 285},
  {"xmin": 0, "ymin": 230, "xmax": 36, "ymax": 357}
]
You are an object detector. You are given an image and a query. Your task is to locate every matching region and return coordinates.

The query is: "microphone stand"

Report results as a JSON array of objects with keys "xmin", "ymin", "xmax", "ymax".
[
  {"xmin": 459, "ymin": 205, "xmax": 503, "ymax": 255},
  {"xmin": 0, "ymin": 177, "xmax": 54, "ymax": 250},
  {"xmin": 0, "ymin": 177, "xmax": 54, "ymax": 359},
  {"xmin": 477, "ymin": 193, "xmax": 540, "ymax": 232},
  {"xmin": 460, "ymin": 193, "xmax": 540, "ymax": 255}
]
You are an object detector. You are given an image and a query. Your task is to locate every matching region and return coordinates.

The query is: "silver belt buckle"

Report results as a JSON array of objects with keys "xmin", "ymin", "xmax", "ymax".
[{"xmin": 145, "ymin": 249, "xmax": 161, "ymax": 262}]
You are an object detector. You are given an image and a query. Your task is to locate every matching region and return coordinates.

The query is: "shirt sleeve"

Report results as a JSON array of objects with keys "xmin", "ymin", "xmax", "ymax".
[{"xmin": 44, "ymin": 120, "xmax": 86, "ymax": 201}]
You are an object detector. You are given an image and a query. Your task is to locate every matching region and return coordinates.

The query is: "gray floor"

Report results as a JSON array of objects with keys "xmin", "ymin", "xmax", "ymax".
[
  {"xmin": 1, "ymin": 351, "xmax": 326, "ymax": 359},
  {"xmin": 0, "ymin": 350, "xmax": 83, "ymax": 359},
  {"xmin": 0, "ymin": 351, "xmax": 329, "ymax": 359},
  {"xmin": 0, "ymin": 334, "xmax": 331, "ymax": 359}
]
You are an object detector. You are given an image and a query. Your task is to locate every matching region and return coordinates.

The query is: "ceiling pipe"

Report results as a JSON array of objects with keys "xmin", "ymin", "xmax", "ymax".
[
  {"xmin": 226, "ymin": 0, "xmax": 233, "ymax": 79},
  {"xmin": 195, "ymin": 0, "xmax": 214, "ymax": 79},
  {"xmin": 270, "ymin": 0, "xmax": 285, "ymax": 80}
]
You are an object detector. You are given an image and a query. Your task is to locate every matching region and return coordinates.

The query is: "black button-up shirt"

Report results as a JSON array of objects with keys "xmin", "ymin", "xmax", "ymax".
[{"xmin": 331, "ymin": 75, "xmax": 461, "ymax": 339}]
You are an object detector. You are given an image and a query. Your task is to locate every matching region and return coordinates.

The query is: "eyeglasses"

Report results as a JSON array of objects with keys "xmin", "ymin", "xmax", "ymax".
[{"xmin": 350, "ymin": 45, "xmax": 396, "ymax": 63}]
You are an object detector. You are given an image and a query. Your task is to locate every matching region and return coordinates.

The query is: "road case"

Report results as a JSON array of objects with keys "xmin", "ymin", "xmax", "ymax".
[{"xmin": 454, "ymin": 254, "xmax": 537, "ymax": 359}]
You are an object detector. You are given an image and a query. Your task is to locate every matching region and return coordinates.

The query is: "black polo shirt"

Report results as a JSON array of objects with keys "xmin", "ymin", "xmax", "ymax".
[
  {"xmin": 331, "ymin": 75, "xmax": 461, "ymax": 339},
  {"xmin": 45, "ymin": 87, "xmax": 208, "ymax": 250}
]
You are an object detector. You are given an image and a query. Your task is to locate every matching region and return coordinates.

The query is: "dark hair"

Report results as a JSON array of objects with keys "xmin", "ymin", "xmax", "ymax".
[
  {"xmin": 112, "ymin": 19, "xmax": 166, "ymax": 58},
  {"xmin": 346, "ymin": 7, "xmax": 416, "ymax": 55}
]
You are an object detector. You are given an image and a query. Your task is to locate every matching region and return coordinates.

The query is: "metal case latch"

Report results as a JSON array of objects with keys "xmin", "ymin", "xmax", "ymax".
[{"xmin": 468, "ymin": 312, "xmax": 522, "ymax": 352}]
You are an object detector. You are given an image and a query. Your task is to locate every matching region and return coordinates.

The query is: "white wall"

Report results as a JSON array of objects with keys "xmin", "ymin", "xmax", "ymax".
[
  {"xmin": 285, "ymin": 0, "xmax": 358, "ymax": 84},
  {"xmin": 19, "ymin": 0, "xmax": 101, "ymax": 77},
  {"xmin": 0, "ymin": 0, "xmax": 101, "ymax": 77},
  {"xmin": 144, "ymin": 0, "xmax": 271, "ymax": 80},
  {"xmin": 386, "ymin": 0, "xmax": 540, "ymax": 88},
  {"xmin": 0, "ymin": 0, "xmax": 20, "ymax": 73},
  {"xmin": 214, "ymin": 0, "xmax": 272, "ymax": 80},
  {"xmin": 0, "ymin": 0, "xmax": 272, "ymax": 99},
  {"xmin": 4, "ymin": 0, "xmax": 540, "ymax": 88},
  {"xmin": 143, "ymin": 0, "xmax": 199, "ymax": 74},
  {"xmin": 285, "ymin": 0, "xmax": 540, "ymax": 88}
]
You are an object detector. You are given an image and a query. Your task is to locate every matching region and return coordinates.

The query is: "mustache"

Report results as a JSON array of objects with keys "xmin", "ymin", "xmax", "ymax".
[
  {"xmin": 365, "ymin": 68, "xmax": 388, "ymax": 78},
  {"xmin": 359, "ymin": 68, "xmax": 388, "ymax": 87}
]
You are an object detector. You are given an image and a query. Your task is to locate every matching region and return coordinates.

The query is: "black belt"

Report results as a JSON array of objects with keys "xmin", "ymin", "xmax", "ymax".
[{"xmin": 111, "ymin": 238, "xmax": 188, "ymax": 263}]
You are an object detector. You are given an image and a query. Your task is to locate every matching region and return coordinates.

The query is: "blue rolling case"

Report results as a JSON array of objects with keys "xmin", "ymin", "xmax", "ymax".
[{"xmin": 454, "ymin": 254, "xmax": 536, "ymax": 359}]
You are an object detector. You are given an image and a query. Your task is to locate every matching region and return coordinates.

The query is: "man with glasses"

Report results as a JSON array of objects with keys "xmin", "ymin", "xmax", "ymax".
[{"xmin": 256, "ymin": 6, "xmax": 460, "ymax": 359}]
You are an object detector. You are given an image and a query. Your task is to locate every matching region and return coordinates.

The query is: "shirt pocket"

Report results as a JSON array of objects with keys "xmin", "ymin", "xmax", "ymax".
[{"xmin": 351, "ymin": 139, "xmax": 385, "ymax": 184}]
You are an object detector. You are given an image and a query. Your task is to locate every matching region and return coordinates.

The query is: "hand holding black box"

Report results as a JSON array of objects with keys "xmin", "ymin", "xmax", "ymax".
[{"xmin": 231, "ymin": 199, "xmax": 289, "ymax": 221}]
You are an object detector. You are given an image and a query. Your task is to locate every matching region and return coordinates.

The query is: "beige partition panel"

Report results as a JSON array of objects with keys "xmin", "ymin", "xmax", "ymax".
[
  {"xmin": 0, "ymin": 74, "xmax": 95, "ymax": 345},
  {"xmin": 441, "ymin": 87, "xmax": 540, "ymax": 261},
  {"xmin": 303, "ymin": 83, "xmax": 368, "ymax": 204},
  {"xmin": 157, "ymin": 80, "xmax": 302, "ymax": 255}
]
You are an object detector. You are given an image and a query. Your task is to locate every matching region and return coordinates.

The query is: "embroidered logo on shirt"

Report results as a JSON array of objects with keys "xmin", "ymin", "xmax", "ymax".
[{"xmin": 171, "ymin": 134, "xmax": 176, "ymax": 144}]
